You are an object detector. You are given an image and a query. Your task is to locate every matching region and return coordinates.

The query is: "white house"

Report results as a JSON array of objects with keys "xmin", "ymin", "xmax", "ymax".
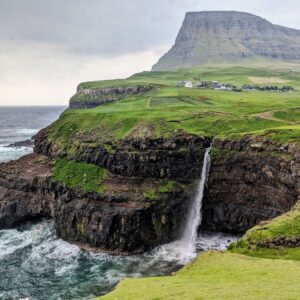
[{"xmin": 184, "ymin": 81, "xmax": 193, "ymax": 88}]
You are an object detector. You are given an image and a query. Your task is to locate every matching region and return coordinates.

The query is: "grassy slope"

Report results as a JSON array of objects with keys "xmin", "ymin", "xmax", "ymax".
[
  {"xmin": 98, "ymin": 251, "xmax": 300, "ymax": 300},
  {"xmin": 53, "ymin": 159, "xmax": 107, "ymax": 193},
  {"xmin": 47, "ymin": 65, "xmax": 300, "ymax": 157},
  {"xmin": 229, "ymin": 203, "xmax": 300, "ymax": 260},
  {"xmin": 98, "ymin": 205, "xmax": 300, "ymax": 299}
]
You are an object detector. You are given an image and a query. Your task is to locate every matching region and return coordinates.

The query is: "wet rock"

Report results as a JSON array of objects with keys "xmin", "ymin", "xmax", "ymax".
[
  {"xmin": 5, "ymin": 139, "xmax": 34, "ymax": 148},
  {"xmin": 202, "ymin": 137, "xmax": 299, "ymax": 233},
  {"xmin": 0, "ymin": 154, "xmax": 194, "ymax": 254}
]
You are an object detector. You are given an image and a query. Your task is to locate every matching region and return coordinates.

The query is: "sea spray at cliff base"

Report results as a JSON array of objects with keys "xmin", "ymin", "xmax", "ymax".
[
  {"xmin": 0, "ymin": 220, "xmax": 235, "ymax": 300},
  {"xmin": 0, "ymin": 117, "xmax": 235, "ymax": 300}
]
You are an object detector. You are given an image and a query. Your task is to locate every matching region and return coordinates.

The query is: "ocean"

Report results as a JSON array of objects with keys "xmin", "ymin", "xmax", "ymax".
[
  {"xmin": 0, "ymin": 106, "xmax": 236, "ymax": 300},
  {"xmin": 0, "ymin": 106, "xmax": 66, "ymax": 162}
]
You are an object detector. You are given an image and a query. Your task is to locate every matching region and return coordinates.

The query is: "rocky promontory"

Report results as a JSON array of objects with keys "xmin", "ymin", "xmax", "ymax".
[
  {"xmin": 0, "ymin": 132, "xmax": 299, "ymax": 254},
  {"xmin": 70, "ymin": 85, "xmax": 155, "ymax": 109},
  {"xmin": 0, "ymin": 152, "xmax": 198, "ymax": 254}
]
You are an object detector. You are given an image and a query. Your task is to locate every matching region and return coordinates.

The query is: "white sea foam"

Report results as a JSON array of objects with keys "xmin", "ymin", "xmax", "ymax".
[{"xmin": 0, "ymin": 219, "xmax": 237, "ymax": 300}]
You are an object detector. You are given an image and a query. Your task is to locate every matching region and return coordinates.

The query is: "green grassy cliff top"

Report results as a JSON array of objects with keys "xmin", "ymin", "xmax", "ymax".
[{"xmin": 45, "ymin": 65, "xmax": 300, "ymax": 156}]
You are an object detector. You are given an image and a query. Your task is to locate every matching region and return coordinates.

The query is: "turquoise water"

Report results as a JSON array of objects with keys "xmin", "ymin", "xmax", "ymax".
[
  {"xmin": 0, "ymin": 106, "xmax": 237, "ymax": 299},
  {"xmin": 0, "ymin": 220, "xmax": 236, "ymax": 300}
]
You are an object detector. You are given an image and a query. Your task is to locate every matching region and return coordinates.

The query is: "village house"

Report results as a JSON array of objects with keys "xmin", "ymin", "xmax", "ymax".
[{"xmin": 176, "ymin": 80, "xmax": 193, "ymax": 88}]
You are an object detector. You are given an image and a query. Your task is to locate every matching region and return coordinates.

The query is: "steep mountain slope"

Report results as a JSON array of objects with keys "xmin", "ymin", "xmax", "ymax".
[{"xmin": 152, "ymin": 11, "xmax": 300, "ymax": 70}]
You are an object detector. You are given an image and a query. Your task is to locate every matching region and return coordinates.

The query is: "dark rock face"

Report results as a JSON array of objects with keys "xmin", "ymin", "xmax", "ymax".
[
  {"xmin": 55, "ymin": 188, "xmax": 190, "ymax": 254},
  {"xmin": 153, "ymin": 11, "xmax": 300, "ymax": 70},
  {"xmin": 1, "ymin": 134, "xmax": 299, "ymax": 254},
  {"xmin": 0, "ymin": 156, "xmax": 54, "ymax": 228},
  {"xmin": 0, "ymin": 154, "xmax": 195, "ymax": 254},
  {"xmin": 202, "ymin": 137, "xmax": 300, "ymax": 233},
  {"xmin": 70, "ymin": 85, "xmax": 154, "ymax": 109},
  {"xmin": 34, "ymin": 133, "xmax": 209, "ymax": 179},
  {"xmin": 258, "ymin": 236, "xmax": 300, "ymax": 248},
  {"xmin": 5, "ymin": 139, "xmax": 34, "ymax": 148}
]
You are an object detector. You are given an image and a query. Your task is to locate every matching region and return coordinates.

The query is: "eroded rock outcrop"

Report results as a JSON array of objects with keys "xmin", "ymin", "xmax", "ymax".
[
  {"xmin": 1, "ymin": 132, "xmax": 299, "ymax": 253},
  {"xmin": 70, "ymin": 85, "xmax": 154, "ymax": 109},
  {"xmin": 0, "ymin": 153, "xmax": 197, "ymax": 254},
  {"xmin": 202, "ymin": 136, "xmax": 300, "ymax": 233}
]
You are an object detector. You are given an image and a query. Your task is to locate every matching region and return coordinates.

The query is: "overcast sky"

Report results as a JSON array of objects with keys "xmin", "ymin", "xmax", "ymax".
[{"xmin": 1, "ymin": 0, "xmax": 300, "ymax": 105}]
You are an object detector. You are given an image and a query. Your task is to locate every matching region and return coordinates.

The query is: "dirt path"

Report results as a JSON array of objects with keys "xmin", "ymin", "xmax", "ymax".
[{"xmin": 254, "ymin": 111, "xmax": 296, "ymax": 124}]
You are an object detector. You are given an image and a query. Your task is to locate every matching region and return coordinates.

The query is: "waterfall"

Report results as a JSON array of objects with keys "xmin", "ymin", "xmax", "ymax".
[{"xmin": 181, "ymin": 147, "xmax": 211, "ymax": 256}]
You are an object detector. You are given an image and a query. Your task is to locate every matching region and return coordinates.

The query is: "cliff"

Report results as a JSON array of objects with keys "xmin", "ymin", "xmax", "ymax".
[
  {"xmin": 0, "ymin": 65, "xmax": 300, "ymax": 254},
  {"xmin": 202, "ymin": 136, "xmax": 300, "ymax": 233},
  {"xmin": 0, "ymin": 153, "xmax": 198, "ymax": 254},
  {"xmin": 152, "ymin": 11, "xmax": 300, "ymax": 70},
  {"xmin": 1, "ymin": 135, "xmax": 298, "ymax": 253},
  {"xmin": 70, "ymin": 85, "xmax": 154, "ymax": 109}
]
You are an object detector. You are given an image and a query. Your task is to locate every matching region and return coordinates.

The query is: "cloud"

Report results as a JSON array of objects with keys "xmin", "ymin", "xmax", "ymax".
[
  {"xmin": 0, "ymin": 39, "xmax": 166, "ymax": 105},
  {"xmin": 0, "ymin": 0, "xmax": 300, "ymax": 105}
]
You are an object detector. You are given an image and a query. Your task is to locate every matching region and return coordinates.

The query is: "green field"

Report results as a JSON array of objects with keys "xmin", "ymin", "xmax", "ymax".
[
  {"xmin": 98, "ymin": 251, "xmax": 300, "ymax": 300},
  {"xmin": 46, "ymin": 65, "xmax": 300, "ymax": 159}
]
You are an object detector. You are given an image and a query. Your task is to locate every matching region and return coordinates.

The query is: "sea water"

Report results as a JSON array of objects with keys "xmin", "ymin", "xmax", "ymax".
[
  {"xmin": 0, "ymin": 107, "xmax": 236, "ymax": 299},
  {"xmin": 0, "ymin": 220, "xmax": 236, "ymax": 300},
  {"xmin": 0, "ymin": 106, "xmax": 66, "ymax": 162}
]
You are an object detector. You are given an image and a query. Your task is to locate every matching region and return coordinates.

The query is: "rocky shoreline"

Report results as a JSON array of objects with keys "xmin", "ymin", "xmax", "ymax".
[
  {"xmin": 0, "ymin": 153, "xmax": 195, "ymax": 254},
  {"xmin": 0, "ymin": 132, "xmax": 299, "ymax": 254}
]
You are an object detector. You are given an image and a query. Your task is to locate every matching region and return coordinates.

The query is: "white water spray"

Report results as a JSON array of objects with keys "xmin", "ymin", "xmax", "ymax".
[{"xmin": 181, "ymin": 147, "xmax": 211, "ymax": 257}]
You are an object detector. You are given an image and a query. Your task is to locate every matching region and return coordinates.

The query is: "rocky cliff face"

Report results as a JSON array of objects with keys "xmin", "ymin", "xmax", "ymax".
[
  {"xmin": 153, "ymin": 11, "xmax": 300, "ymax": 70},
  {"xmin": 0, "ymin": 154, "xmax": 197, "ymax": 254},
  {"xmin": 202, "ymin": 136, "xmax": 300, "ymax": 233},
  {"xmin": 0, "ymin": 131, "xmax": 299, "ymax": 253},
  {"xmin": 35, "ymin": 132, "xmax": 209, "ymax": 179},
  {"xmin": 70, "ymin": 85, "xmax": 154, "ymax": 109}
]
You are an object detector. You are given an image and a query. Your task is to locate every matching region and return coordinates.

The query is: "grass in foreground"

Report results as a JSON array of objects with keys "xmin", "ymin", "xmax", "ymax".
[{"xmin": 97, "ymin": 251, "xmax": 300, "ymax": 300}]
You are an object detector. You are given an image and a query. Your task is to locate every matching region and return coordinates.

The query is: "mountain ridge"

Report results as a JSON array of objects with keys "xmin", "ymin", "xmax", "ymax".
[{"xmin": 152, "ymin": 11, "xmax": 300, "ymax": 70}]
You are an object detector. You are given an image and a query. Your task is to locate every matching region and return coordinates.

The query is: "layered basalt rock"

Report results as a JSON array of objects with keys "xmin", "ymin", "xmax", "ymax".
[
  {"xmin": 34, "ymin": 132, "xmax": 210, "ymax": 179},
  {"xmin": 55, "ymin": 181, "xmax": 191, "ymax": 254},
  {"xmin": 0, "ymin": 155, "xmax": 54, "ymax": 228},
  {"xmin": 202, "ymin": 136, "xmax": 300, "ymax": 233},
  {"xmin": 1, "ymin": 131, "xmax": 300, "ymax": 253},
  {"xmin": 0, "ymin": 153, "xmax": 196, "ymax": 254},
  {"xmin": 70, "ymin": 85, "xmax": 154, "ymax": 109}
]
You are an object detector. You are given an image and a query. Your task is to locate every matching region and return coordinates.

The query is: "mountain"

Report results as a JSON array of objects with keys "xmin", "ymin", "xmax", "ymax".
[{"xmin": 152, "ymin": 11, "xmax": 300, "ymax": 71}]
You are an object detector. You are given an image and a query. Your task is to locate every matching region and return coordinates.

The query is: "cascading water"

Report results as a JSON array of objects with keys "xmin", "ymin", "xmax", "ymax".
[{"xmin": 180, "ymin": 147, "xmax": 211, "ymax": 258}]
